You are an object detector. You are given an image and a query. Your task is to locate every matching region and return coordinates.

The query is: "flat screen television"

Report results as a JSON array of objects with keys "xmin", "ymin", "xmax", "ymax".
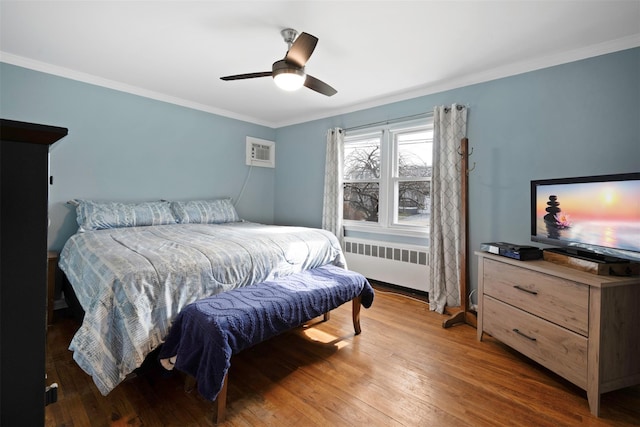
[{"xmin": 531, "ymin": 172, "xmax": 640, "ymax": 262}]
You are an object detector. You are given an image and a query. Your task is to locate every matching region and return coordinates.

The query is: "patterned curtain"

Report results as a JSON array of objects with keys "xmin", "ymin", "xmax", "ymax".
[
  {"xmin": 322, "ymin": 128, "xmax": 344, "ymax": 246},
  {"xmin": 428, "ymin": 104, "xmax": 468, "ymax": 313}
]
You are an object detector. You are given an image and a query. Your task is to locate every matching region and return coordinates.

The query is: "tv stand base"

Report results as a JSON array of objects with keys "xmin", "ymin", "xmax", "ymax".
[{"xmin": 543, "ymin": 248, "xmax": 639, "ymax": 276}]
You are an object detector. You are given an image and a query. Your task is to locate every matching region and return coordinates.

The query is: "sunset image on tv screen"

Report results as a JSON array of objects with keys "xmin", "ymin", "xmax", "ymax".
[{"xmin": 536, "ymin": 180, "xmax": 640, "ymax": 253}]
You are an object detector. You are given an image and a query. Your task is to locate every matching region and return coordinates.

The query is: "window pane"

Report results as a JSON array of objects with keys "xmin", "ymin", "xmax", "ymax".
[
  {"xmin": 344, "ymin": 139, "xmax": 380, "ymax": 180},
  {"xmin": 397, "ymin": 181, "xmax": 430, "ymax": 226},
  {"xmin": 343, "ymin": 182, "xmax": 379, "ymax": 222},
  {"xmin": 397, "ymin": 132, "xmax": 432, "ymax": 178}
]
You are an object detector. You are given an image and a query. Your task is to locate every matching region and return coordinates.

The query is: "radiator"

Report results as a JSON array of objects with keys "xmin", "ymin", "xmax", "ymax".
[{"xmin": 343, "ymin": 238, "xmax": 429, "ymax": 292}]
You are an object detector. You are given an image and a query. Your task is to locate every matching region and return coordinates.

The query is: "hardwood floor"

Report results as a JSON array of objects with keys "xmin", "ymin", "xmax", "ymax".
[{"xmin": 45, "ymin": 287, "xmax": 639, "ymax": 427}]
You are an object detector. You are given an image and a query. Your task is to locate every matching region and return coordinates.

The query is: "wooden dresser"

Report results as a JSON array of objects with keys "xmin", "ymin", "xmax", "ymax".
[
  {"xmin": 476, "ymin": 251, "xmax": 640, "ymax": 416},
  {"xmin": 1, "ymin": 119, "xmax": 68, "ymax": 426}
]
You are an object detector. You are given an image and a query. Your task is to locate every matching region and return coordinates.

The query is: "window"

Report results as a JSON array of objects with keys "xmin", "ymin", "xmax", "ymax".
[
  {"xmin": 343, "ymin": 118, "xmax": 433, "ymax": 236},
  {"xmin": 343, "ymin": 133, "xmax": 381, "ymax": 222}
]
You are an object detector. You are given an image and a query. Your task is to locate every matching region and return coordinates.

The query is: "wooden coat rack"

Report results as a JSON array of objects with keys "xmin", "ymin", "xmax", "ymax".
[{"xmin": 442, "ymin": 137, "xmax": 476, "ymax": 328}]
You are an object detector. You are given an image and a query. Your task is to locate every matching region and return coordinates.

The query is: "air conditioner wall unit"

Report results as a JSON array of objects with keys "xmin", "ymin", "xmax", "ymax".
[{"xmin": 246, "ymin": 136, "xmax": 275, "ymax": 168}]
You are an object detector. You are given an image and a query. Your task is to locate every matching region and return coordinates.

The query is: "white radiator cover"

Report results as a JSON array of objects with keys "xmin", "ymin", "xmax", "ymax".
[{"xmin": 343, "ymin": 238, "xmax": 429, "ymax": 292}]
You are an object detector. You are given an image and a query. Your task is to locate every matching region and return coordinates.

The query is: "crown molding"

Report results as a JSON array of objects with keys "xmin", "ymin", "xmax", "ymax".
[
  {"xmin": 0, "ymin": 52, "xmax": 274, "ymax": 128},
  {"xmin": 273, "ymin": 34, "xmax": 640, "ymax": 128},
  {"xmin": 3, "ymin": 33, "xmax": 639, "ymax": 130}
]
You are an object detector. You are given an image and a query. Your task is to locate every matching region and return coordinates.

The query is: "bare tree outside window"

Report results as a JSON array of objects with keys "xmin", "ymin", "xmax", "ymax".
[
  {"xmin": 343, "ymin": 139, "xmax": 380, "ymax": 221},
  {"xmin": 395, "ymin": 133, "xmax": 432, "ymax": 226},
  {"xmin": 343, "ymin": 123, "xmax": 432, "ymax": 229}
]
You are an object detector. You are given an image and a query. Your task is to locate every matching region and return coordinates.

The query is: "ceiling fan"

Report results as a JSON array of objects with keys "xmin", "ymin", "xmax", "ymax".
[{"xmin": 220, "ymin": 28, "xmax": 337, "ymax": 97}]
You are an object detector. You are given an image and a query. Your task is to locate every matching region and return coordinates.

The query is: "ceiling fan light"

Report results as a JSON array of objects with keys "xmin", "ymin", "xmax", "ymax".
[{"xmin": 273, "ymin": 68, "xmax": 306, "ymax": 91}]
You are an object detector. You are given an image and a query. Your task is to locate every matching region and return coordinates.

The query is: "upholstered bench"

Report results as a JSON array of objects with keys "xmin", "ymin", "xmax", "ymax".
[{"xmin": 159, "ymin": 264, "xmax": 374, "ymax": 424}]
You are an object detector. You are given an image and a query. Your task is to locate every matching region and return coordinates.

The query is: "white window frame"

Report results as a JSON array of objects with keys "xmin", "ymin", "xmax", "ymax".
[{"xmin": 343, "ymin": 117, "xmax": 433, "ymax": 239}]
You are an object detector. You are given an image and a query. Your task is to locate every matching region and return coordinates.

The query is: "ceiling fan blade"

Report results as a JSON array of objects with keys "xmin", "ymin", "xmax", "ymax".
[
  {"xmin": 220, "ymin": 71, "xmax": 272, "ymax": 81},
  {"xmin": 285, "ymin": 32, "xmax": 318, "ymax": 67},
  {"xmin": 304, "ymin": 74, "xmax": 337, "ymax": 97}
]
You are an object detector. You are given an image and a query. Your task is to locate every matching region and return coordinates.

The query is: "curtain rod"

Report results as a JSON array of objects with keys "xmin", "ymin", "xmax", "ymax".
[
  {"xmin": 343, "ymin": 112, "xmax": 432, "ymax": 133},
  {"xmin": 343, "ymin": 104, "xmax": 468, "ymax": 133}
]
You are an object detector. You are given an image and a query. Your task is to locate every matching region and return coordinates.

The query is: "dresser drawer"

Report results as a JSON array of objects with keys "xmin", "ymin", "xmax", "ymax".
[
  {"xmin": 483, "ymin": 258, "xmax": 589, "ymax": 336},
  {"xmin": 483, "ymin": 296, "xmax": 588, "ymax": 389}
]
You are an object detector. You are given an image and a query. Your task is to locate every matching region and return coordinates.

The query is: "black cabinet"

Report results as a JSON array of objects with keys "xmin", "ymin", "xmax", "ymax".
[{"xmin": 1, "ymin": 119, "xmax": 68, "ymax": 426}]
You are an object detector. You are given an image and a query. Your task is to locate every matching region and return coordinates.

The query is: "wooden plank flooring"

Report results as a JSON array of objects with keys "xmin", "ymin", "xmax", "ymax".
[{"xmin": 45, "ymin": 287, "xmax": 639, "ymax": 426}]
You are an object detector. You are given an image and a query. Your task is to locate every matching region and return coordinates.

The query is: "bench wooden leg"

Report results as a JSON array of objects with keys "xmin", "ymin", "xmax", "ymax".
[
  {"xmin": 184, "ymin": 374, "xmax": 196, "ymax": 392},
  {"xmin": 215, "ymin": 371, "xmax": 229, "ymax": 424},
  {"xmin": 352, "ymin": 296, "xmax": 362, "ymax": 335},
  {"xmin": 323, "ymin": 312, "xmax": 330, "ymax": 322},
  {"xmin": 188, "ymin": 371, "xmax": 227, "ymax": 424}
]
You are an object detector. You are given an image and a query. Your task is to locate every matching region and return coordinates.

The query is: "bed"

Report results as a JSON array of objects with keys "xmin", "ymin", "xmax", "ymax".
[{"xmin": 58, "ymin": 198, "xmax": 346, "ymax": 395}]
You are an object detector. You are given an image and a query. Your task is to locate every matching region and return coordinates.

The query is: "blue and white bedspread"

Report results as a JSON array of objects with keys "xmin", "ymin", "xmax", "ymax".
[
  {"xmin": 158, "ymin": 264, "xmax": 374, "ymax": 401},
  {"xmin": 59, "ymin": 222, "xmax": 346, "ymax": 395}
]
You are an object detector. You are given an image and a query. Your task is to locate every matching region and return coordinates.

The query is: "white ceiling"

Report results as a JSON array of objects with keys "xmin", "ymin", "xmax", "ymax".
[{"xmin": 1, "ymin": 1, "xmax": 639, "ymax": 128}]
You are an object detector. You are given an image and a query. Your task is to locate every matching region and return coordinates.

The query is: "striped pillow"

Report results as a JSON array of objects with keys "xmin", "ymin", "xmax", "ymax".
[
  {"xmin": 170, "ymin": 198, "xmax": 240, "ymax": 224},
  {"xmin": 74, "ymin": 200, "xmax": 177, "ymax": 231}
]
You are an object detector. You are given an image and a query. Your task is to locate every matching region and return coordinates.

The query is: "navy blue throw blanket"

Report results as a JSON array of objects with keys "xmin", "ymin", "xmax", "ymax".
[{"xmin": 158, "ymin": 264, "xmax": 374, "ymax": 401}]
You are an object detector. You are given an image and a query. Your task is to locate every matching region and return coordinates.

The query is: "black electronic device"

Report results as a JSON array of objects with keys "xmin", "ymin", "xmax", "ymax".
[{"xmin": 481, "ymin": 242, "xmax": 543, "ymax": 261}]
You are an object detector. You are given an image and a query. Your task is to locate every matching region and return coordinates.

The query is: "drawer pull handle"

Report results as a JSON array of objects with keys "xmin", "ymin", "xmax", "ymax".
[
  {"xmin": 513, "ymin": 285, "xmax": 538, "ymax": 295},
  {"xmin": 513, "ymin": 328, "xmax": 537, "ymax": 341}
]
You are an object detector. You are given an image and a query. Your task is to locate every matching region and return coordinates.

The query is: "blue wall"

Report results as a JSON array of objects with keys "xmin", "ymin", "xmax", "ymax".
[
  {"xmin": 274, "ymin": 47, "xmax": 640, "ymax": 291},
  {"xmin": 0, "ymin": 63, "xmax": 276, "ymax": 250},
  {"xmin": 2, "ymin": 47, "xmax": 638, "ymax": 294}
]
